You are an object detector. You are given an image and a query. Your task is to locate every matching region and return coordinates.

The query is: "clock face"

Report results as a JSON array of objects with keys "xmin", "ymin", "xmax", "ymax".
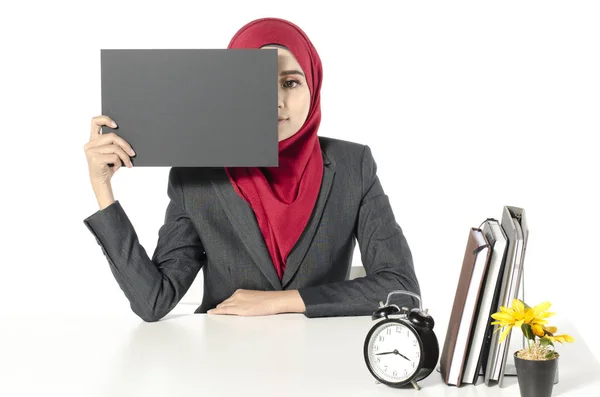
[{"xmin": 365, "ymin": 321, "xmax": 422, "ymax": 384}]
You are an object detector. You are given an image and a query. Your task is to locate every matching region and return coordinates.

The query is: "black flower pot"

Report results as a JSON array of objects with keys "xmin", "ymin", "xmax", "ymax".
[{"xmin": 514, "ymin": 352, "xmax": 559, "ymax": 397}]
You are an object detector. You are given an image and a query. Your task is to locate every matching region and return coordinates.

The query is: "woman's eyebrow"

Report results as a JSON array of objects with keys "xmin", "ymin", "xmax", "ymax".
[{"xmin": 280, "ymin": 69, "xmax": 305, "ymax": 77}]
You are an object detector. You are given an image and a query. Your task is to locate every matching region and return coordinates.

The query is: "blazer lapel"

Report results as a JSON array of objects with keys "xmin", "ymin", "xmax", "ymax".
[
  {"xmin": 211, "ymin": 150, "xmax": 335, "ymax": 291},
  {"xmin": 282, "ymin": 154, "xmax": 336, "ymax": 288},
  {"xmin": 211, "ymin": 170, "xmax": 282, "ymax": 291}
]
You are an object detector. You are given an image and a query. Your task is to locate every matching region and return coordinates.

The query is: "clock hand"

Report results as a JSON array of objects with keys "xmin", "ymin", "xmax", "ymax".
[
  {"xmin": 375, "ymin": 349, "xmax": 411, "ymax": 362},
  {"xmin": 375, "ymin": 351, "xmax": 396, "ymax": 356},
  {"xmin": 397, "ymin": 352, "xmax": 411, "ymax": 361}
]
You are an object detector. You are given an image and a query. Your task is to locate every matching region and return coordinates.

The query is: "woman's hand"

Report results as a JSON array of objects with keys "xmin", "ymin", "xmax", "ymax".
[
  {"xmin": 84, "ymin": 115, "xmax": 136, "ymax": 187},
  {"xmin": 208, "ymin": 289, "xmax": 305, "ymax": 316}
]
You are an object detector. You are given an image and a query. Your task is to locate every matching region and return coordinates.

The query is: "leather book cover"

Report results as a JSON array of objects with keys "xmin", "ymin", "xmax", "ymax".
[{"xmin": 440, "ymin": 228, "xmax": 490, "ymax": 386}]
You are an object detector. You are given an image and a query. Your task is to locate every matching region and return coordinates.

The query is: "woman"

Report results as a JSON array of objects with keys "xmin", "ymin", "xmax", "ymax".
[{"xmin": 83, "ymin": 17, "xmax": 420, "ymax": 322}]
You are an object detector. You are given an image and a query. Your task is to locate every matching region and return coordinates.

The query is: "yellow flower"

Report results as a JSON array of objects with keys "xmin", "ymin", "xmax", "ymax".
[
  {"xmin": 532, "ymin": 301, "xmax": 555, "ymax": 322},
  {"xmin": 531, "ymin": 323, "xmax": 545, "ymax": 337},
  {"xmin": 491, "ymin": 299, "xmax": 574, "ymax": 359},
  {"xmin": 545, "ymin": 334, "xmax": 575, "ymax": 344},
  {"xmin": 491, "ymin": 299, "xmax": 556, "ymax": 343},
  {"xmin": 529, "ymin": 302, "xmax": 555, "ymax": 336},
  {"xmin": 542, "ymin": 325, "xmax": 574, "ymax": 344},
  {"xmin": 491, "ymin": 299, "xmax": 526, "ymax": 343},
  {"xmin": 544, "ymin": 326, "xmax": 558, "ymax": 334}
]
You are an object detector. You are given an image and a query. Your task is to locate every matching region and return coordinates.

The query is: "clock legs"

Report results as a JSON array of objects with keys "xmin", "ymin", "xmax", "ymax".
[{"xmin": 410, "ymin": 380, "xmax": 421, "ymax": 391}]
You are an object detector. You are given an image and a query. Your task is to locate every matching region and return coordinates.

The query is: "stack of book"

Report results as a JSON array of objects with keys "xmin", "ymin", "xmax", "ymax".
[{"xmin": 440, "ymin": 206, "xmax": 529, "ymax": 387}]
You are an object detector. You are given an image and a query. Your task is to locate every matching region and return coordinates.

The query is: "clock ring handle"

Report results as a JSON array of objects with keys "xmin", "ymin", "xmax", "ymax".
[{"xmin": 381, "ymin": 290, "xmax": 422, "ymax": 312}]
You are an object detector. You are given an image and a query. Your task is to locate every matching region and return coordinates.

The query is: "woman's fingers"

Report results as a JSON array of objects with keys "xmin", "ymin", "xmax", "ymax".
[
  {"xmin": 86, "ymin": 132, "xmax": 135, "ymax": 157},
  {"xmin": 209, "ymin": 306, "xmax": 238, "ymax": 315},
  {"xmin": 90, "ymin": 115, "xmax": 117, "ymax": 139},
  {"xmin": 92, "ymin": 144, "xmax": 134, "ymax": 168},
  {"xmin": 85, "ymin": 115, "xmax": 133, "ymax": 187},
  {"xmin": 90, "ymin": 153, "xmax": 123, "ymax": 172}
]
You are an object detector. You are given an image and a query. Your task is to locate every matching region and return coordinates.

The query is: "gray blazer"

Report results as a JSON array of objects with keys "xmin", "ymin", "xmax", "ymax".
[{"xmin": 83, "ymin": 137, "xmax": 420, "ymax": 321}]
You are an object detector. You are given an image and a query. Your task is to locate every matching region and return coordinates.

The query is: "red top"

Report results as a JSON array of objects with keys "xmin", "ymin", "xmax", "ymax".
[{"xmin": 225, "ymin": 18, "xmax": 324, "ymax": 280}]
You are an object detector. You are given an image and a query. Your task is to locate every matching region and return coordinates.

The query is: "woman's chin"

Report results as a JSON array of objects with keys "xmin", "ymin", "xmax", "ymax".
[
  {"xmin": 277, "ymin": 126, "xmax": 301, "ymax": 142},
  {"xmin": 277, "ymin": 132, "xmax": 293, "ymax": 142}
]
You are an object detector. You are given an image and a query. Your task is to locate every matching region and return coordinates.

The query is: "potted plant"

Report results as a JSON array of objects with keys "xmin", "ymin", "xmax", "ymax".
[{"xmin": 491, "ymin": 299, "xmax": 574, "ymax": 397}]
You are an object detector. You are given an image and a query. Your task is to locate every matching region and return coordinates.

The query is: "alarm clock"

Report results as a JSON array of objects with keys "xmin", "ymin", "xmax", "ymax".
[{"xmin": 364, "ymin": 290, "xmax": 439, "ymax": 391}]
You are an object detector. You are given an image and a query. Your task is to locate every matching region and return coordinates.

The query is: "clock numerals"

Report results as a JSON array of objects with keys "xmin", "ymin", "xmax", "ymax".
[{"xmin": 365, "ymin": 319, "xmax": 436, "ymax": 386}]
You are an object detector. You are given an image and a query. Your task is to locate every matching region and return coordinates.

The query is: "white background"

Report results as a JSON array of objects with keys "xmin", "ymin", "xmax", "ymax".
[{"xmin": 1, "ymin": 0, "xmax": 598, "ymax": 363}]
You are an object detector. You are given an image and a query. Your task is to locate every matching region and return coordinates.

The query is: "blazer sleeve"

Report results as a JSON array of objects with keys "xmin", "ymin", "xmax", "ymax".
[
  {"xmin": 83, "ymin": 167, "xmax": 206, "ymax": 322},
  {"xmin": 297, "ymin": 145, "xmax": 421, "ymax": 318}
]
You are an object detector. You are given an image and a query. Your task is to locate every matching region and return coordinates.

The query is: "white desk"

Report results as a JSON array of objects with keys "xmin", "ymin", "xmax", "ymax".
[{"xmin": 1, "ymin": 311, "xmax": 599, "ymax": 397}]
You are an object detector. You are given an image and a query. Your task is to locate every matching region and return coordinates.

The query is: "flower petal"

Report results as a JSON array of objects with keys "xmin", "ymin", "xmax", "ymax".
[
  {"xmin": 524, "ymin": 308, "xmax": 535, "ymax": 324},
  {"xmin": 515, "ymin": 319, "xmax": 524, "ymax": 329},
  {"xmin": 500, "ymin": 306, "xmax": 515, "ymax": 316},
  {"xmin": 512, "ymin": 299, "xmax": 525, "ymax": 314},
  {"xmin": 538, "ymin": 311, "xmax": 556, "ymax": 319},
  {"xmin": 491, "ymin": 312, "xmax": 516, "ymax": 323},
  {"xmin": 544, "ymin": 326, "xmax": 557, "ymax": 334},
  {"xmin": 564, "ymin": 335, "xmax": 575, "ymax": 343},
  {"xmin": 499, "ymin": 325, "xmax": 513, "ymax": 343},
  {"xmin": 532, "ymin": 323, "xmax": 545, "ymax": 337},
  {"xmin": 554, "ymin": 334, "xmax": 575, "ymax": 343},
  {"xmin": 533, "ymin": 301, "xmax": 551, "ymax": 315}
]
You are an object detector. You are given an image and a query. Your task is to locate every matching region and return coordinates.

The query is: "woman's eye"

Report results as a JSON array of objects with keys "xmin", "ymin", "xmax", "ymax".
[{"xmin": 283, "ymin": 79, "xmax": 299, "ymax": 89}]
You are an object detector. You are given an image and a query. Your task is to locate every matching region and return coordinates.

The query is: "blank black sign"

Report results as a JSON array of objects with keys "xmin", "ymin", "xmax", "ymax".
[{"xmin": 100, "ymin": 49, "xmax": 278, "ymax": 167}]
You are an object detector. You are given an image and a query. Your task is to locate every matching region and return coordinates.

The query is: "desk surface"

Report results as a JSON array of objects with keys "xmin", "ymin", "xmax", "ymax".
[{"xmin": 2, "ymin": 311, "xmax": 599, "ymax": 397}]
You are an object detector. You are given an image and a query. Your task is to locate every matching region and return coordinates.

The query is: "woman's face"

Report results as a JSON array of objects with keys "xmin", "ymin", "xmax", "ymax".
[{"xmin": 261, "ymin": 45, "xmax": 311, "ymax": 142}]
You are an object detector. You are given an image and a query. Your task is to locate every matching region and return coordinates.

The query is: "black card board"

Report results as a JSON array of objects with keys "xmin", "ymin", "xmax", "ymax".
[{"xmin": 100, "ymin": 48, "xmax": 278, "ymax": 167}]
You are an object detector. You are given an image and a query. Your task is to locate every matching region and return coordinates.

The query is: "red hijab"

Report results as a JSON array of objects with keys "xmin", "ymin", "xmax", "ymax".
[{"xmin": 225, "ymin": 18, "xmax": 324, "ymax": 280}]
